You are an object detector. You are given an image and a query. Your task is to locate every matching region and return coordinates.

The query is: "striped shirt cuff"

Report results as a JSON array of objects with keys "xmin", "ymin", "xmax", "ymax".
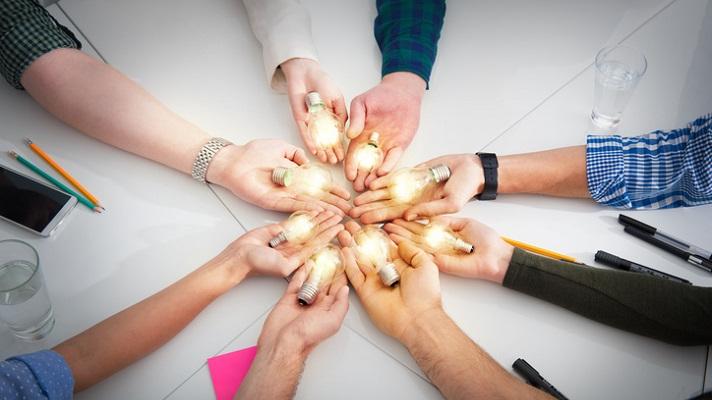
[{"xmin": 586, "ymin": 114, "xmax": 712, "ymax": 209}]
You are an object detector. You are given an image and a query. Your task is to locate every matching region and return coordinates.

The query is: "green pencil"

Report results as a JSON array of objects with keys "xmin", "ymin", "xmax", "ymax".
[{"xmin": 9, "ymin": 151, "xmax": 102, "ymax": 213}]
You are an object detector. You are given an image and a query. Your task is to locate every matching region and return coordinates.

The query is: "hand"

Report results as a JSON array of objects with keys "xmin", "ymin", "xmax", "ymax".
[
  {"xmin": 338, "ymin": 220, "xmax": 441, "ymax": 341},
  {"xmin": 350, "ymin": 153, "xmax": 483, "ymax": 224},
  {"xmin": 281, "ymin": 58, "xmax": 347, "ymax": 164},
  {"xmin": 345, "ymin": 72, "xmax": 426, "ymax": 192},
  {"xmin": 257, "ymin": 266, "xmax": 349, "ymax": 356},
  {"xmin": 212, "ymin": 210, "xmax": 344, "ymax": 284},
  {"xmin": 207, "ymin": 139, "xmax": 351, "ymax": 215},
  {"xmin": 384, "ymin": 217, "xmax": 513, "ymax": 284}
]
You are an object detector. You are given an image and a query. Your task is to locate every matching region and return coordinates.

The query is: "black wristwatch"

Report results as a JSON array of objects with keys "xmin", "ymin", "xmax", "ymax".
[{"xmin": 475, "ymin": 152, "xmax": 498, "ymax": 200}]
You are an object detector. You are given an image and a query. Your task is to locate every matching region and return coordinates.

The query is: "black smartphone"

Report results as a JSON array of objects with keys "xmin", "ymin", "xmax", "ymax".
[{"xmin": 0, "ymin": 163, "xmax": 77, "ymax": 237}]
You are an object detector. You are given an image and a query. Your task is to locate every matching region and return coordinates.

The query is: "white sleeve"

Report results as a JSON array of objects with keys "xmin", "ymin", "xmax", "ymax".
[{"xmin": 242, "ymin": 0, "xmax": 319, "ymax": 92}]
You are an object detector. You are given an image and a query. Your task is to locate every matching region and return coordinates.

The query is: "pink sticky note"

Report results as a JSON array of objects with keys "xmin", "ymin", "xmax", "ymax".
[{"xmin": 207, "ymin": 345, "xmax": 258, "ymax": 400}]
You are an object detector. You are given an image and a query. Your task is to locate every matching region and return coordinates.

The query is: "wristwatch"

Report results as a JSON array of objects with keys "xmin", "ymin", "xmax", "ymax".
[
  {"xmin": 475, "ymin": 152, "xmax": 498, "ymax": 200},
  {"xmin": 191, "ymin": 137, "xmax": 233, "ymax": 183}
]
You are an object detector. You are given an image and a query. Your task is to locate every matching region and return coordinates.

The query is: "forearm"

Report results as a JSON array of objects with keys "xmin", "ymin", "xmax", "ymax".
[
  {"xmin": 402, "ymin": 309, "xmax": 545, "ymax": 400},
  {"xmin": 375, "ymin": 0, "xmax": 445, "ymax": 86},
  {"xmin": 21, "ymin": 49, "xmax": 210, "ymax": 177},
  {"xmin": 496, "ymin": 146, "xmax": 589, "ymax": 198},
  {"xmin": 54, "ymin": 259, "xmax": 246, "ymax": 392},
  {"xmin": 236, "ymin": 340, "xmax": 306, "ymax": 400},
  {"xmin": 503, "ymin": 249, "xmax": 712, "ymax": 345}
]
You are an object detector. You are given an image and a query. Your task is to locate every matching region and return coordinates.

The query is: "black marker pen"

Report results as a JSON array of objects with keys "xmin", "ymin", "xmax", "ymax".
[{"xmin": 595, "ymin": 250, "xmax": 691, "ymax": 285}]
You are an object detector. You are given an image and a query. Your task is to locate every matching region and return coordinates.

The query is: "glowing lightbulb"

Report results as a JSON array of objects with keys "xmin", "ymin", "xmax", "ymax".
[
  {"xmin": 269, "ymin": 211, "xmax": 318, "ymax": 248},
  {"xmin": 422, "ymin": 222, "xmax": 474, "ymax": 254},
  {"xmin": 355, "ymin": 132, "xmax": 383, "ymax": 171},
  {"xmin": 272, "ymin": 163, "xmax": 333, "ymax": 196},
  {"xmin": 306, "ymin": 92, "xmax": 343, "ymax": 150},
  {"xmin": 353, "ymin": 226, "xmax": 400, "ymax": 287},
  {"xmin": 388, "ymin": 164, "xmax": 451, "ymax": 204},
  {"xmin": 298, "ymin": 244, "xmax": 344, "ymax": 305}
]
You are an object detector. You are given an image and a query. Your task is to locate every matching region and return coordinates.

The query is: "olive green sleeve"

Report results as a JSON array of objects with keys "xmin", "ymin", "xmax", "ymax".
[{"xmin": 502, "ymin": 248, "xmax": 712, "ymax": 346}]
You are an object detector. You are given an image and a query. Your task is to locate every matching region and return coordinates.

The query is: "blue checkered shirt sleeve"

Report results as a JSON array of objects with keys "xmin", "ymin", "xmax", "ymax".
[
  {"xmin": 586, "ymin": 114, "xmax": 712, "ymax": 209},
  {"xmin": 1, "ymin": 350, "xmax": 74, "ymax": 399}
]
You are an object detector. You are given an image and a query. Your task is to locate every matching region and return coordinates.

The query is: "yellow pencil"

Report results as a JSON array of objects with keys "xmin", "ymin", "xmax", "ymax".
[
  {"xmin": 501, "ymin": 236, "xmax": 577, "ymax": 263},
  {"xmin": 25, "ymin": 138, "xmax": 105, "ymax": 210}
]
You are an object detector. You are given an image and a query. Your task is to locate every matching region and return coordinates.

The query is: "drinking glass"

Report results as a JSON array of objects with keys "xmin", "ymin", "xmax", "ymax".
[
  {"xmin": 591, "ymin": 45, "xmax": 647, "ymax": 129},
  {"xmin": 0, "ymin": 240, "xmax": 54, "ymax": 340}
]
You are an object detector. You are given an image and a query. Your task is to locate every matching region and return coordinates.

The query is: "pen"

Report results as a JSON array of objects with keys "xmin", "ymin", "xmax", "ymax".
[
  {"xmin": 512, "ymin": 358, "xmax": 568, "ymax": 400},
  {"xmin": 624, "ymin": 225, "xmax": 712, "ymax": 273},
  {"xmin": 595, "ymin": 250, "xmax": 691, "ymax": 285},
  {"xmin": 619, "ymin": 214, "xmax": 711, "ymax": 260}
]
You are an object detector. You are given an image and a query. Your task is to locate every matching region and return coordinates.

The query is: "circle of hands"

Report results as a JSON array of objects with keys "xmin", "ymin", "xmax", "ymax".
[{"xmin": 219, "ymin": 61, "xmax": 513, "ymax": 353}]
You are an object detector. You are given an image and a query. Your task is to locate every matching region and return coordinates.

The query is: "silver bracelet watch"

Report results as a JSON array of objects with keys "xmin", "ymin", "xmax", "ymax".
[{"xmin": 191, "ymin": 137, "xmax": 233, "ymax": 183}]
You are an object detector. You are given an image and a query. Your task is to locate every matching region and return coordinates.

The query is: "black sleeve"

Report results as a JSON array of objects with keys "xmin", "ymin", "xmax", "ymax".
[{"xmin": 503, "ymin": 248, "xmax": 712, "ymax": 346}]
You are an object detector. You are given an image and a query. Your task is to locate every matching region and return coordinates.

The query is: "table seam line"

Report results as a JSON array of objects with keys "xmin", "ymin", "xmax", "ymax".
[
  {"xmin": 56, "ymin": 2, "xmax": 109, "ymax": 64},
  {"xmin": 208, "ymin": 184, "xmax": 248, "ymax": 232},
  {"xmin": 480, "ymin": 0, "xmax": 678, "ymax": 153}
]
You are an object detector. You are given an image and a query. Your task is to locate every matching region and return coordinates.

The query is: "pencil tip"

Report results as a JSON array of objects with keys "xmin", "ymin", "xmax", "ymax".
[
  {"xmin": 24, "ymin": 138, "xmax": 33, "ymax": 145},
  {"xmin": 93, "ymin": 207, "xmax": 103, "ymax": 213},
  {"xmin": 8, "ymin": 150, "xmax": 17, "ymax": 158}
]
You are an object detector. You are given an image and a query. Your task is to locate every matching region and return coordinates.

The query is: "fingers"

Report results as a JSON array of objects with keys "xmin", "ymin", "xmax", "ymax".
[
  {"xmin": 333, "ymin": 95, "xmax": 348, "ymax": 126},
  {"xmin": 316, "ymin": 149, "xmax": 328, "ymax": 163},
  {"xmin": 341, "ymin": 247, "xmax": 364, "ymax": 289},
  {"xmin": 344, "ymin": 140, "xmax": 360, "ymax": 181},
  {"xmin": 383, "ymin": 222, "xmax": 421, "ymax": 243},
  {"xmin": 285, "ymin": 144, "xmax": 309, "ymax": 166},
  {"xmin": 398, "ymin": 240, "xmax": 432, "ymax": 268},
  {"xmin": 334, "ymin": 143, "xmax": 345, "ymax": 162},
  {"xmin": 271, "ymin": 196, "xmax": 324, "ymax": 213},
  {"xmin": 286, "ymin": 266, "xmax": 307, "ymax": 295},
  {"xmin": 343, "ymin": 220, "xmax": 362, "ymax": 236},
  {"xmin": 329, "ymin": 183, "xmax": 352, "ymax": 201},
  {"xmin": 352, "ymin": 169, "xmax": 369, "ymax": 192},
  {"xmin": 403, "ymin": 197, "xmax": 460, "ymax": 221},
  {"xmin": 347, "ymin": 98, "xmax": 366, "ymax": 139},
  {"xmin": 337, "ymin": 229, "xmax": 354, "ymax": 248},
  {"xmin": 357, "ymin": 204, "xmax": 409, "ymax": 224},
  {"xmin": 432, "ymin": 215, "xmax": 471, "ymax": 232},
  {"xmin": 378, "ymin": 147, "xmax": 403, "ymax": 176},
  {"xmin": 353, "ymin": 189, "xmax": 390, "ymax": 206},
  {"xmin": 367, "ymin": 174, "xmax": 390, "ymax": 190},
  {"xmin": 319, "ymin": 192, "xmax": 352, "ymax": 214},
  {"xmin": 326, "ymin": 148, "xmax": 338, "ymax": 164},
  {"xmin": 363, "ymin": 169, "xmax": 380, "ymax": 188}
]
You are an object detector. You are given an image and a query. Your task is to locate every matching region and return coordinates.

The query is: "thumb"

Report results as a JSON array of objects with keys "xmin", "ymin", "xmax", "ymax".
[
  {"xmin": 347, "ymin": 98, "xmax": 366, "ymax": 139},
  {"xmin": 403, "ymin": 198, "xmax": 460, "ymax": 221},
  {"xmin": 398, "ymin": 240, "xmax": 432, "ymax": 268}
]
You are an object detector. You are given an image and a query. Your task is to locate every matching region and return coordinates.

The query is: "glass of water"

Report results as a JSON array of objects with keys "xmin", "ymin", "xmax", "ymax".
[
  {"xmin": 591, "ymin": 45, "xmax": 647, "ymax": 129},
  {"xmin": 0, "ymin": 240, "xmax": 54, "ymax": 341}
]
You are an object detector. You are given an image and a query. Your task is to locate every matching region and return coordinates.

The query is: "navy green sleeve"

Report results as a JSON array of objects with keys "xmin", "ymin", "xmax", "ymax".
[
  {"xmin": 374, "ymin": 0, "xmax": 445, "ymax": 87},
  {"xmin": 503, "ymin": 248, "xmax": 712, "ymax": 346},
  {"xmin": 0, "ymin": 0, "xmax": 82, "ymax": 90}
]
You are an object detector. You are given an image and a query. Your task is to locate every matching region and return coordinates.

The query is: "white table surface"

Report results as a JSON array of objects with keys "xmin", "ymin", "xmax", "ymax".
[{"xmin": 0, "ymin": 0, "xmax": 708, "ymax": 398}]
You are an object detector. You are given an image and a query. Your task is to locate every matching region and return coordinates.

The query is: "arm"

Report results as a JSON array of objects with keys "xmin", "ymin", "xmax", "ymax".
[
  {"xmin": 242, "ymin": 0, "xmax": 347, "ymax": 164},
  {"xmin": 386, "ymin": 217, "xmax": 712, "ymax": 346},
  {"xmin": 402, "ymin": 309, "xmax": 549, "ymax": 400},
  {"xmin": 339, "ymin": 221, "xmax": 547, "ymax": 399},
  {"xmin": 237, "ymin": 265, "xmax": 349, "ymax": 399},
  {"xmin": 344, "ymin": 0, "xmax": 446, "ymax": 191},
  {"xmin": 53, "ymin": 252, "xmax": 248, "ymax": 392},
  {"xmin": 53, "ymin": 211, "xmax": 342, "ymax": 392}
]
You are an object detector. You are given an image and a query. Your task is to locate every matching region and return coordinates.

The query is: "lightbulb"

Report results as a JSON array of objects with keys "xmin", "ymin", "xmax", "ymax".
[
  {"xmin": 306, "ymin": 92, "xmax": 343, "ymax": 150},
  {"xmin": 269, "ymin": 211, "xmax": 318, "ymax": 248},
  {"xmin": 355, "ymin": 132, "xmax": 383, "ymax": 171},
  {"xmin": 388, "ymin": 164, "xmax": 451, "ymax": 204},
  {"xmin": 272, "ymin": 163, "xmax": 333, "ymax": 196},
  {"xmin": 298, "ymin": 244, "xmax": 344, "ymax": 305},
  {"xmin": 422, "ymin": 222, "xmax": 474, "ymax": 254},
  {"xmin": 353, "ymin": 226, "xmax": 400, "ymax": 287}
]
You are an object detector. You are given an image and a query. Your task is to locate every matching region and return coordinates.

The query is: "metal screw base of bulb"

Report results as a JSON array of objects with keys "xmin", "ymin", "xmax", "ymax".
[
  {"xmin": 297, "ymin": 282, "xmax": 320, "ymax": 305},
  {"xmin": 272, "ymin": 167, "xmax": 289, "ymax": 186},
  {"xmin": 429, "ymin": 164, "xmax": 452, "ymax": 183},
  {"xmin": 455, "ymin": 239, "xmax": 475, "ymax": 254},
  {"xmin": 269, "ymin": 231, "xmax": 287, "ymax": 248},
  {"xmin": 378, "ymin": 263, "xmax": 400, "ymax": 287}
]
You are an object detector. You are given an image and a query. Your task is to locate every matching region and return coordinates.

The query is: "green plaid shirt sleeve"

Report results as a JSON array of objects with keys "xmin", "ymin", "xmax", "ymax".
[
  {"xmin": 1, "ymin": 0, "xmax": 82, "ymax": 90},
  {"xmin": 374, "ymin": 0, "xmax": 445, "ymax": 87}
]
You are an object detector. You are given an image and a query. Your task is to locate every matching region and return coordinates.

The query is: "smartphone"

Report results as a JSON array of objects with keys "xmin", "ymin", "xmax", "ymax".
[{"xmin": 0, "ymin": 164, "xmax": 77, "ymax": 237}]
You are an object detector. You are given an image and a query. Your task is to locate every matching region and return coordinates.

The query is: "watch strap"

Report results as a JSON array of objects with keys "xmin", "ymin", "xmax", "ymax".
[
  {"xmin": 191, "ymin": 137, "xmax": 233, "ymax": 183},
  {"xmin": 475, "ymin": 152, "xmax": 498, "ymax": 200}
]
